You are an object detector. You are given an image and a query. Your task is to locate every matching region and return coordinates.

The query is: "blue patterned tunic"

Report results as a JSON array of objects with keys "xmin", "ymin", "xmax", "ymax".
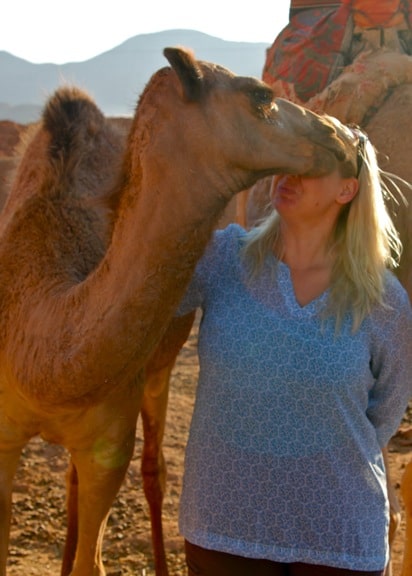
[{"xmin": 176, "ymin": 224, "xmax": 412, "ymax": 571}]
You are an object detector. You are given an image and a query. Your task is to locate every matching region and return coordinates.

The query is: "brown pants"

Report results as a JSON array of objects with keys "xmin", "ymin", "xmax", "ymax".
[{"xmin": 185, "ymin": 540, "xmax": 385, "ymax": 576}]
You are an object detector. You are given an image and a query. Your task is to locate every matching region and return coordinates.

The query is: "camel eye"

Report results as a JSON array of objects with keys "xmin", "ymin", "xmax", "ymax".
[{"xmin": 251, "ymin": 87, "xmax": 274, "ymax": 107}]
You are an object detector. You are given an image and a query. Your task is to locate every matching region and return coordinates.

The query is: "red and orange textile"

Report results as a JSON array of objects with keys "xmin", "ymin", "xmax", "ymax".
[
  {"xmin": 263, "ymin": 0, "xmax": 412, "ymax": 102},
  {"xmin": 352, "ymin": 0, "xmax": 409, "ymax": 27}
]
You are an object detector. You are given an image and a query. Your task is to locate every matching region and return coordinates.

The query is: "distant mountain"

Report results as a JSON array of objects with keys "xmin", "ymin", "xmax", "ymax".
[{"xmin": 0, "ymin": 29, "xmax": 270, "ymax": 123}]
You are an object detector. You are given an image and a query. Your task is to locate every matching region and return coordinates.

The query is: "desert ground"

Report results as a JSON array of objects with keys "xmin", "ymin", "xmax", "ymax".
[{"xmin": 0, "ymin": 120, "xmax": 411, "ymax": 576}]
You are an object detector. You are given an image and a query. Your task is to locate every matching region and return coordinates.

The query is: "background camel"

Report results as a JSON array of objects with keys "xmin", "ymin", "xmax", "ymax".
[{"xmin": 0, "ymin": 46, "xmax": 347, "ymax": 576}]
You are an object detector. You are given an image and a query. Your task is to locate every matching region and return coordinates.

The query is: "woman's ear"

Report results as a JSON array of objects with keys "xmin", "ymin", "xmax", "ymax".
[{"xmin": 337, "ymin": 177, "xmax": 359, "ymax": 205}]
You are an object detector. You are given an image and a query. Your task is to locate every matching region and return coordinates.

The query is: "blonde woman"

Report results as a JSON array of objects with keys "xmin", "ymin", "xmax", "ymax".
[{"xmin": 176, "ymin": 120, "xmax": 412, "ymax": 576}]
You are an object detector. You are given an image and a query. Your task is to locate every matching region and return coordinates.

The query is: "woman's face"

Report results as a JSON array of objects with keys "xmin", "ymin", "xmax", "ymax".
[{"xmin": 270, "ymin": 170, "xmax": 358, "ymax": 225}]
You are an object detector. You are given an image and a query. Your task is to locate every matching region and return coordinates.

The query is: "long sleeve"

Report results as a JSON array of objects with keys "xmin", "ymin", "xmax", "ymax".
[{"xmin": 368, "ymin": 274, "xmax": 412, "ymax": 447}]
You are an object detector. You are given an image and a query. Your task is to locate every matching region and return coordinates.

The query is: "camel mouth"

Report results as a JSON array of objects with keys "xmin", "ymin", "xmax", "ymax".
[{"xmin": 274, "ymin": 98, "xmax": 348, "ymax": 163}]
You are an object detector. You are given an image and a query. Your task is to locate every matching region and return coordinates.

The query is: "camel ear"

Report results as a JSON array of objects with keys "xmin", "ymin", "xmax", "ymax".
[{"xmin": 163, "ymin": 47, "xmax": 204, "ymax": 101}]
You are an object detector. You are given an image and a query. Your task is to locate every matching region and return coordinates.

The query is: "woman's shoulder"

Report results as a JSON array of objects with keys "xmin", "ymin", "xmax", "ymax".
[
  {"xmin": 208, "ymin": 223, "xmax": 247, "ymax": 257},
  {"xmin": 213, "ymin": 223, "xmax": 247, "ymax": 243},
  {"xmin": 383, "ymin": 271, "xmax": 411, "ymax": 311},
  {"xmin": 197, "ymin": 224, "xmax": 247, "ymax": 277},
  {"xmin": 369, "ymin": 271, "xmax": 412, "ymax": 330}
]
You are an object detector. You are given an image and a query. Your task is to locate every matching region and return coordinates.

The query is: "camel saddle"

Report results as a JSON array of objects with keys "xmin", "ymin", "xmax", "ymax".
[{"xmin": 264, "ymin": 0, "xmax": 412, "ymax": 102}]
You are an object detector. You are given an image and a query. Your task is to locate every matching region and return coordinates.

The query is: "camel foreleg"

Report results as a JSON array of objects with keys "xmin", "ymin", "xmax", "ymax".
[
  {"xmin": 62, "ymin": 384, "xmax": 141, "ymax": 576},
  {"xmin": 66, "ymin": 431, "xmax": 136, "ymax": 576},
  {"xmin": 141, "ymin": 363, "xmax": 173, "ymax": 576},
  {"xmin": 61, "ymin": 460, "xmax": 79, "ymax": 576},
  {"xmin": 140, "ymin": 312, "xmax": 195, "ymax": 576}
]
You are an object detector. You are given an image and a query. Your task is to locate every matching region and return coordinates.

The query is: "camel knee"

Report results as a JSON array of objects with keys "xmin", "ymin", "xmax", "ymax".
[{"xmin": 142, "ymin": 450, "xmax": 167, "ymax": 503}]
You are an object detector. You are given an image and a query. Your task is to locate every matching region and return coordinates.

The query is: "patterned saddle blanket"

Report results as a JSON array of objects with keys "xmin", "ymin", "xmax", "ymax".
[{"xmin": 263, "ymin": 0, "xmax": 412, "ymax": 102}]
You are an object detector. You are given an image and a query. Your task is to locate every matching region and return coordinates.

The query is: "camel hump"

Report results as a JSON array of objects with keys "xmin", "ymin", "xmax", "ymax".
[{"xmin": 42, "ymin": 86, "xmax": 105, "ymax": 161}]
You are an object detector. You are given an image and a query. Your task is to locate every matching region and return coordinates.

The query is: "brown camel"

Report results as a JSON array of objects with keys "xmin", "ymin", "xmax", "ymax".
[{"xmin": 0, "ymin": 46, "xmax": 348, "ymax": 576}]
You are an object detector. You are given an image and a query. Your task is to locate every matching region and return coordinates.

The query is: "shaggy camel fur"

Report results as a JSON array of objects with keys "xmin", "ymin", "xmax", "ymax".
[
  {"xmin": 241, "ymin": 48, "xmax": 412, "ymax": 576},
  {"xmin": 0, "ymin": 46, "xmax": 347, "ymax": 576}
]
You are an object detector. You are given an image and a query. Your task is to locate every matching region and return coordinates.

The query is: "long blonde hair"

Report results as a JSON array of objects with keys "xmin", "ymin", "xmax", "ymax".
[{"xmin": 241, "ymin": 118, "xmax": 404, "ymax": 331}]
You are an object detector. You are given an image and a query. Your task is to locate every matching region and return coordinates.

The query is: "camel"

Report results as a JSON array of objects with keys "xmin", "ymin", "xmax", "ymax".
[{"xmin": 0, "ymin": 46, "xmax": 348, "ymax": 576}]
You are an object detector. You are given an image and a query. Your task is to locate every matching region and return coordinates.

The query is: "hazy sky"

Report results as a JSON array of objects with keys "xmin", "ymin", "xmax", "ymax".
[{"xmin": 2, "ymin": 1, "xmax": 290, "ymax": 64}]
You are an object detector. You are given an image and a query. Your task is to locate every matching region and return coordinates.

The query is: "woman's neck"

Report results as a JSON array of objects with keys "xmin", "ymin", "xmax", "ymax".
[
  {"xmin": 276, "ymin": 221, "xmax": 336, "ymax": 271},
  {"xmin": 274, "ymin": 223, "xmax": 336, "ymax": 306}
]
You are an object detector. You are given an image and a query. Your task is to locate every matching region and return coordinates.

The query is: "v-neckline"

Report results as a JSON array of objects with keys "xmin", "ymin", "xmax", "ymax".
[{"xmin": 277, "ymin": 260, "xmax": 329, "ymax": 315}]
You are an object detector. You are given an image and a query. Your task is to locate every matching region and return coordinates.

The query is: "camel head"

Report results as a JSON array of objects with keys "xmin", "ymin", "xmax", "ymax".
[{"xmin": 155, "ymin": 46, "xmax": 348, "ymax": 193}]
